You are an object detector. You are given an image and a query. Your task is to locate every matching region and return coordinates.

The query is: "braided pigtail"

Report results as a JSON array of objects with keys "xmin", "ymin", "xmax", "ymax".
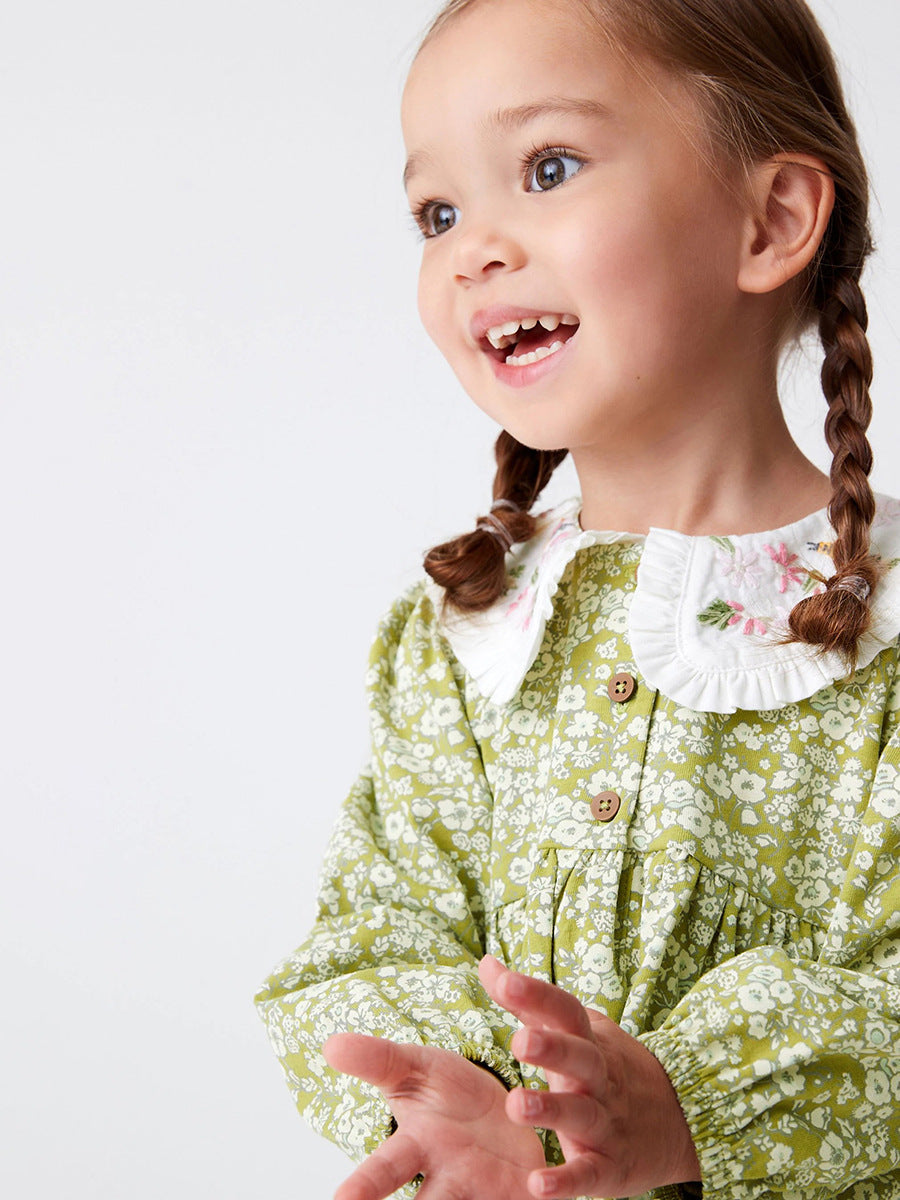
[
  {"xmin": 424, "ymin": 432, "xmax": 568, "ymax": 613},
  {"xmin": 783, "ymin": 273, "xmax": 883, "ymax": 670},
  {"xmin": 419, "ymin": 0, "xmax": 887, "ymax": 662}
]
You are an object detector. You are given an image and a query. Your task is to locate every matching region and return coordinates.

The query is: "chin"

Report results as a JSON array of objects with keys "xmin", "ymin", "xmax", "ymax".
[{"xmin": 507, "ymin": 429, "xmax": 571, "ymax": 453}]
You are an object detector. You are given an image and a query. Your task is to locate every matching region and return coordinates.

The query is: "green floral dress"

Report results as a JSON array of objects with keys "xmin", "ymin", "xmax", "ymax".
[{"xmin": 256, "ymin": 496, "xmax": 900, "ymax": 1200}]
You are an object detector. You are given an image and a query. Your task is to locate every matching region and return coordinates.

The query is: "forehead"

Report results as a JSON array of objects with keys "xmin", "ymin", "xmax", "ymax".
[
  {"xmin": 400, "ymin": 0, "xmax": 705, "ymax": 184},
  {"xmin": 401, "ymin": 0, "xmax": 679, "ymax": 145}
]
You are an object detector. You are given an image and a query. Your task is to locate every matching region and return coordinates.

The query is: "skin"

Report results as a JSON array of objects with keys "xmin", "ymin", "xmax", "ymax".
[
  {"xmin": 323, "ymin": 957, "xmax": 701, "ymax": 1199},
  {"xmin": 325, "ymin": 0, "xmax": 839, "ymax": 1195},
  {"xmin": 401, "ymin": 0, "xmax": 835, "ymax": 536}
]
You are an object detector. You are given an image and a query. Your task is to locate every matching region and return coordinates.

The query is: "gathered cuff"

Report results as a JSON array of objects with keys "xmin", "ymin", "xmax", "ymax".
[{"xmin": 638, "ymin": 1026, "xmax": 747, "ymax": 1198}]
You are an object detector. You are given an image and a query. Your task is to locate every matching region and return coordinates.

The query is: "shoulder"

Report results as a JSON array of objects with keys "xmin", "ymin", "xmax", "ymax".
[
  {"xmin": 422, "ymin": 498, "xmax": 639, "ymax": 706},
  {"xmin": 427, "ymin": 493, "xmax": 900, "ymax": 715},
  {"xmin": 630, "ymin": 491, "xmax": 900, "ymax": 713},
  {"xmin": 366, "ymin": 578, "xmax": 467, "ymax": 700}
]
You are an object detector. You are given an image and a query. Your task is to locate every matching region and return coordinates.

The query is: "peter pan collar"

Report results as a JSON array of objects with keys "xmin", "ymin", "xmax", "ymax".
[{"xmin": 430, "ymin": 494, "xmax": 900, "ymax": 714}]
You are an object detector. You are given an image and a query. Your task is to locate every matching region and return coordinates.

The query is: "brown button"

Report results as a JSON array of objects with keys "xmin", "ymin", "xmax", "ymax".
[
  {"xmin": 608, "ymin": 672, "xmax": 637, "ymax": 703},
  {"xmin": 590, "ymin": 791, "xmax": 621, "ymax": 822}
]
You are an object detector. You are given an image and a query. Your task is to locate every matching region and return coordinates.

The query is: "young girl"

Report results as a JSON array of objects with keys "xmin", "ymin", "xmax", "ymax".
[{"xmin": 256, "ymin": 1, "xmax": 900, "ymax": 1197}]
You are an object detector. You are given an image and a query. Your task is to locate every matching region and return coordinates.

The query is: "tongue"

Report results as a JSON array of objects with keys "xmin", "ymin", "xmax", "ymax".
[{"xmin": 513, "ymin": 322, "xmax": 578, "ymax": 356}]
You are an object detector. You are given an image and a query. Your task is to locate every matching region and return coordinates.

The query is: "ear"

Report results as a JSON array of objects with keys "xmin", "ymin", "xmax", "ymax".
[{"xmin": 737, "ymin": 153, "xmax": 835, "ymax": 295}]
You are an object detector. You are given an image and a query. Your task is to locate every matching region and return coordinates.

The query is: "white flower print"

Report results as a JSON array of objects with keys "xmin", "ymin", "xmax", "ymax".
[
  {"xmin": 258, "ymin": 530, "xmax": 900, "ymax": 1200},
  {"xmin": 566, "ymin": 710, "xmax": 599, "ymax": 738},
  {"xmin": 736, "ymin": 980, "xmax": 777, "ymax": 1013},
  {"xmin": 732, "ymin": 722, "xmax": 766, "ymax": 750},
  {"xmin": 820, "ymin": 708, "xmax": 854, "ymax": 740},
  {"xmin": 731, "ymin": 769, "xmax": 767, "ymax": 804},
  {"xmin": 558, "ymin": 684, "xmax": 587, "ymax": 711}
]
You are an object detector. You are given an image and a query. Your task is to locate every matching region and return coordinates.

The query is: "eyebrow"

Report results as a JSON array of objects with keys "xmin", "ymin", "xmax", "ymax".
[{"xmin": 402, "ymin": 95, "xmax": 615, "ymax": 189}]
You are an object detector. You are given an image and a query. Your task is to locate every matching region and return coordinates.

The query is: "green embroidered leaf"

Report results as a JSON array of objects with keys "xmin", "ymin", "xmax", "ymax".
[
  {"xmin": 802, "ymin": 572, "xmax": 824, "ymax": 596},
  {"xmin": 697, "ymin": 598, "xmax": 737, "ymax": 630},
  {"xmin": 710, "ymin": 536, "xmax": 735, "ymax": 554}
]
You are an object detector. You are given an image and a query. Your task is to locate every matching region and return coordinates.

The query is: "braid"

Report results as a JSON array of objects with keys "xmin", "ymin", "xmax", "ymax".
[
  {"xmin": 424, "ymin": 431, "xmax": 568, "ymax": 613},
  {"xmin": 418, "ymin": 0, "xmax": 886, "ymax": 663},
  {"xmin": 784, "ymin": 272, "xmax": 883, "ymax": 669}
]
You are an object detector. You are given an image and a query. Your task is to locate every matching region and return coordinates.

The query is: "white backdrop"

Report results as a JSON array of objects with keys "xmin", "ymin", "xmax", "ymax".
[{"xmin": 2, "ymin": 1, "xmax": 898, "ymax": 1197}]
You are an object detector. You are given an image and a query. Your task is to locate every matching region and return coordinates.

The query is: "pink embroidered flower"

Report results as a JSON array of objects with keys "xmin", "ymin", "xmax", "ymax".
[
  {"xmin": 764, "ymin": 542, "xmax": 805, "ymax": 592},
  {"xmin": 543, "ymin": 520, "xmax": 578, "ymax": 558},
  {"xmin": 725, "ymin": 601, "xmax": 766, "ymax": 635},
  {"xmin": 725, "ymin": 601, "xmax": 745, "ymax": 627},
  {"xmin": 873, "ymin": 498, "xmax": 900, "ymax": 528},
  {"xmin": 718, "ymin": 545, "xmax": 763, "ymax": 588},
  {"xmin": 507, "ymin": 586, "xmax": 536, "ymax": 631}
]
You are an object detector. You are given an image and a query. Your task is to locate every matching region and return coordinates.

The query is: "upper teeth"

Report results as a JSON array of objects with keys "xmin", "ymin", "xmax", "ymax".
[{"xmin": 485, "ymin": 313, "xmax": 578, "ymax": 350}]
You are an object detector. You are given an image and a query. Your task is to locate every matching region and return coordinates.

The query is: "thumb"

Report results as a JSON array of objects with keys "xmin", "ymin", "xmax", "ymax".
[{"xmin": 323, "ymin": 1033, "xmax": 424, "ymax": 1093}]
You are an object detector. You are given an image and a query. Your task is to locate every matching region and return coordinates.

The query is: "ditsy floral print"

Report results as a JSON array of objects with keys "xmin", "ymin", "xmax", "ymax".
[{"xmin": 256, "ymin": 542, "xmax": 900, "ymax": 1200}]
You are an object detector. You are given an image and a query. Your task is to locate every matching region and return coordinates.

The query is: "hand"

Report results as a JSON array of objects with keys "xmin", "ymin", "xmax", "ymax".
[
  {"xmin": 479, "ymin": 955, "xmax": 701, "ymax": 1199},
  {"xmin": 322, "ymin": 1032, "xmax": 545, "ymax": 1200}
]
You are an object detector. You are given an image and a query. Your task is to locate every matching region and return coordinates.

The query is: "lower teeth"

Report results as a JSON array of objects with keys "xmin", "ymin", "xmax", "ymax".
[{"xmin": 506, "ymin": 339, "xmax": 565, "ymax": 367}]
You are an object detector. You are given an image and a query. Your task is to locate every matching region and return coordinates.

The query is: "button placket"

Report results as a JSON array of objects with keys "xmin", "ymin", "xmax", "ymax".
[{"xmin": 585, "ymin": 664, "xmax": 656, "ymax": 827}]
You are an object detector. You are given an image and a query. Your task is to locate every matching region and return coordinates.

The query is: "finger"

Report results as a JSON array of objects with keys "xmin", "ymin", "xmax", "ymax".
[
  {"xmin": 506, "ymin": 1086, "xmax": 610, "ymax": 1143},
  {"xmin": 478, "ymin": 953, "xmax": 507, "ymax": 994},
  {"xmin": 511, "ymin": 1027, "xmax": 607, "ymax": 1093},
  {"xmin": 480, "ymin": 959, "xmax": 593, "ymax": 1040},
  {"xmin": 529, "ymin": 1154, "xmax": 615, "ymax": 1200},
  {"xmin": 322, "ymin": 1033, "xmax": 425, "ymax": 1093},
  {"xmin": 333, "ymin": 1131, "xmax": 422, "ymax": 1200}
]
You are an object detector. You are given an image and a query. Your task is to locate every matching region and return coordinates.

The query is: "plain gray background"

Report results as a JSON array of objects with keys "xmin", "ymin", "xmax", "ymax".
[{"xmin": 2, "ymin": 1, "xmax": 899, "ymax": 1196}]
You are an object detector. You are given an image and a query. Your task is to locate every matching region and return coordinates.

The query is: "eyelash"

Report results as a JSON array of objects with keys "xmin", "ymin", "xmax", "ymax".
[
  {"xmin": 410, "ymin": 142, "xmax": 586, "ymax": 240},
  {"xmin": 520, "ymin": 142, "xmax": 586, "ymax": 188}
]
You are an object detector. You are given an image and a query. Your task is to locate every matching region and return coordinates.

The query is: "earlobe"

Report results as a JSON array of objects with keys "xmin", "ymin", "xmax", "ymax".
[{"xmin": 737, "ymin": 154, "xmax": 836, "ymax": 295}]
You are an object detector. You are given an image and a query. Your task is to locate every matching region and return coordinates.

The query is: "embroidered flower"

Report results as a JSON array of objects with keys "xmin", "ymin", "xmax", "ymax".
[
  {"xmin": 698, "ymin": 599, "xmax": 768, "ymax": 636},
  {"xmin": 542, "ymin": 518, "xmax": 580, "ymax": 559},
  {"xmin": 727, "ymin": 602, "xmax": 767, "ymax": 636},
  {"xmin": 726, "ymin": 601, "xmax": 745, "ymax": 627},
  {"xmin": 743, "ymin": 617, "xmax": 767, "ymax": 637},
  {"xmin": 717, "ymin": 545, "xmax": 764, "ymax": 589},
  {"xmin": 764, "ymin": 542, "xmax": 805, "ymax": 593},
  {"xmin": 507, "ymin": 586, "xmax": 536, "ymax": 631}
]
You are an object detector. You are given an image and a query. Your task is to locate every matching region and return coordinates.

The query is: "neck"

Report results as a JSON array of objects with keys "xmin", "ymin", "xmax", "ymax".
[{"xmin": 572, "ymin": 373, "xmax": 832, "ymax": 537}]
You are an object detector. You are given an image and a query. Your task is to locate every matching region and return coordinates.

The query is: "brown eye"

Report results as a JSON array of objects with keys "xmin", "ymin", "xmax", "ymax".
[
  {"xmin": 527, "ymin": 153, "xmax": 583, "ymax": 193},
  {"xmin": 423, "ymin": 202, "xmax": 459, "ymax": 237}
]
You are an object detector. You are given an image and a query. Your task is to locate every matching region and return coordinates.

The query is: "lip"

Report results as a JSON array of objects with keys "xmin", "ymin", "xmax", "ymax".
[
  {"xmin": 489, "ymin": 332, "xmax": 577, "ymax": 389},
  {"xmin": 469, "ymin": 304, "xmax": 574, "ymax": 344},
  {"xmin": 469, "ymin": 304, "xmax": 580, "ymax": 388}
]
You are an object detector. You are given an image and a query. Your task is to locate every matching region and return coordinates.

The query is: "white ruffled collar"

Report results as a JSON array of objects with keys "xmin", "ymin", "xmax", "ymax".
[{"xmin": 431, "ymin": 494, "xmax": 900, "ymax": 714}]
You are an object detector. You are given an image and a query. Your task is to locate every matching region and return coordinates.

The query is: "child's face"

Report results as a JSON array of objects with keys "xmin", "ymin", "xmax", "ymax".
[{"xmin": 401, "ymin": 0, "xmax": 755, "ymax": 454}]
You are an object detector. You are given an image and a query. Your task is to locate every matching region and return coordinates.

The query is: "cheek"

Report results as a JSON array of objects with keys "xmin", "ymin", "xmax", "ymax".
[
  {"xmin": 570, "ymin": 194, "xmax": 735, "ymax": 318},
  {"xmin": 416, "ymin": 255, "xmax": 452, "ymax": 351},
  {"xmin": 545, "ymin": 188, "xmax": 672, "ymax": 299}
]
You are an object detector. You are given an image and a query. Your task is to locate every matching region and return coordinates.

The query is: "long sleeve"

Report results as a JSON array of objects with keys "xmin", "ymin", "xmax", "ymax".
[
  {"xmin": 639, "ymin": 710, "xmax": 900, "ymax": 1200},
  {"xmin": 254, "ymin": 584, "xmax": 522, "ymax": 1164}
]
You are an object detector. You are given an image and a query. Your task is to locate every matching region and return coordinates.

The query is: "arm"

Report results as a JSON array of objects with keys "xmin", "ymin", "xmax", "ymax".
[
  {"xmin": 636, "ymin": 713, "xmax": 900, "ymax": 1200},
  {"xmin": 254, "ymin": 584, "xmax": 523, "ymax": 1164}
]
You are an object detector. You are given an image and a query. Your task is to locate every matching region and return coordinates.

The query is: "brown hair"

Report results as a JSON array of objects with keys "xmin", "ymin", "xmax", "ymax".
[
  {"xmin": 420, "ymin": 0, "xmax": 880, "ymax": 670},
  {"xmin": 425, "ymin": 435, "xmax": 567, "ymax": 612}
]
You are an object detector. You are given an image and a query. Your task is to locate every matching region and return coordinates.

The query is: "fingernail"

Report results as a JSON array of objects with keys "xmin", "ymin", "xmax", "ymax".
[
  {"xmin": 534, "ymin": 1173, "xmax": 556, "ymax": 1196},
  {"xmin": 506, "ymin": 973, "xmax": 527, "ymax": 999},
  {"xmin": 523, "ymin": 1029, "xmax": 545, "ymax": 1056},
  {"xmin": 520, "ymin": 1090, "xmax": 541, "ymax": 1117}
]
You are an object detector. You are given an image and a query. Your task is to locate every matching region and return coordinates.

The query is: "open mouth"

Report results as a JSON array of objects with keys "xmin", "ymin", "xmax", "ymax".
[{"xmin": 481, "ymin": 312, "xmax": 580, "ymax": 367}]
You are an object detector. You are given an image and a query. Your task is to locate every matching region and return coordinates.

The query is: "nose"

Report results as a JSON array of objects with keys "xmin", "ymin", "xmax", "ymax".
[{"xmin": 451, "ymin": 216, "xmax": 526, "ymax": 285}]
